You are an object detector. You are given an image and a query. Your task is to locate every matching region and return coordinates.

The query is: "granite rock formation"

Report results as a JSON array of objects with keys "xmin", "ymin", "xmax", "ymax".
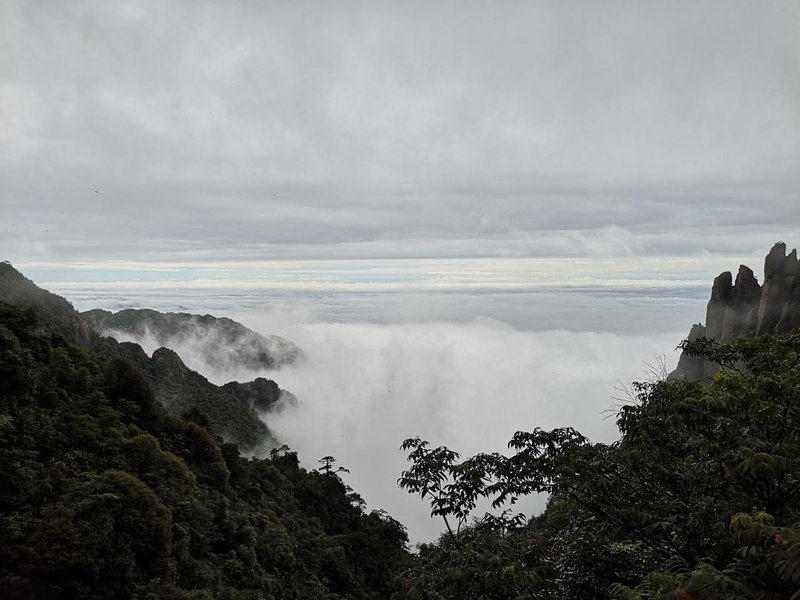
[{"xmin": 672, "ymin": 242, "xmax": 800, "ymax": 379}]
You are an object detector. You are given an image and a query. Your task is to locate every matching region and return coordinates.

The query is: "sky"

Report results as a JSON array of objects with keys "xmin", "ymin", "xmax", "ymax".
[
  {"xmin": 2, "ymin": 0, "xmax": 799, "ymax": 268},
  {"xmin": 2, "ymin": 0, "xmax": 799, "ymax": 542}
]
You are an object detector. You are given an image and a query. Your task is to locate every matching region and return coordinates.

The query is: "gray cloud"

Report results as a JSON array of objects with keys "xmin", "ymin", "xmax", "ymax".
[{"xmin": 2, "ymin": 0, "xmax": 799, "ymax": 263}]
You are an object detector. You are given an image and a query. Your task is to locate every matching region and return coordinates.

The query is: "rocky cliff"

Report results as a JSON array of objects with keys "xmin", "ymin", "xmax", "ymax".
[{"xmin": 673, "ymin": 242, "xmax": 800, "ymax": 379}]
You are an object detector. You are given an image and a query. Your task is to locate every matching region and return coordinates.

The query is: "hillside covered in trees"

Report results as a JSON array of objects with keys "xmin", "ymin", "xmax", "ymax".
[
  {"xmin": 394, "ymin": 332, "xmax": 800, "ymax": 598},
  {"xmin": 0, "ymin": 300, "xmax": 410, "ymax": 598},
  {"xmin": 0, "ymin": 263, "xmax": 284, "ymax": 453},
  {"xmin": 82, "ymin": 308, "xmax": 302, "ymax": 372}
]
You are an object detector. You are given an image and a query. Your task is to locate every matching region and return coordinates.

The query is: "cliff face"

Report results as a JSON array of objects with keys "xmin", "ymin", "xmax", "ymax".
[
  {"xmin": 758, "ymin": 243, "xmax": 800, "ymax": 334},
  {"xmin": 673, "ymin": 242, "xmax": 800, "ymax": 379}
]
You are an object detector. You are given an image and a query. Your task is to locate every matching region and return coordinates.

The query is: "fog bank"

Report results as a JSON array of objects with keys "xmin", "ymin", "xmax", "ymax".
[
  {"xmin": 231, "ymin": 315, "xmax": 681, "ymax": 542},
  {"xmin": 90, "ymin": 300, "xmax": 683, "ymax": 542}
]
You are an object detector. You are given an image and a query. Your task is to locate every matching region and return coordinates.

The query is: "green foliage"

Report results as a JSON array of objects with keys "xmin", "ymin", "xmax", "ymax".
[
  {"xmin": 0, "ymin": 261, "xmax": 278, "ymax": 452},
  {"xmin": 107, "ymin": 341, "xmax": 276, "ymax": 453},
  {"xmin": 397, "ymin": 518, "xmax": 555, "ymax": 599},
  {"xmin": 0, "ymin": 263, "xmax": 90, "ymax": 343},
  {"xmin": 0, "ymin": 302, "xmax": 410, "ymax": 599},
  {"xmin": 397, "ymin": 332, "xmax": 800, "ymax": 599}
]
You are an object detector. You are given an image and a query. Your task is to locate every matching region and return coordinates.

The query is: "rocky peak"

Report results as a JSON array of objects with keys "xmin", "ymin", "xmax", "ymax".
[
  {"xmin": 672, "ymin": 242, "xmax": 800, "ymax": 380},
  {"xmin": 756, "ymin": 242, "xmax": 800, "ymax": 335},
  {"xmin": 764, "ymin": 242, "xmax": 788, "ymax": 278},
  {"xmin": 705, "ymin": 264, "xmax": 762, "ymax": 342},
  {"xmin": 733, "ymin": 265, "xmax": 761, "ymax": 302}
]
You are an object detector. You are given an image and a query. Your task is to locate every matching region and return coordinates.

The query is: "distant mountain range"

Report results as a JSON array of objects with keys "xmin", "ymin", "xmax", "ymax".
[{"xmin": 0, "ymin": 262, "xmax": 295, "ymax": 452}]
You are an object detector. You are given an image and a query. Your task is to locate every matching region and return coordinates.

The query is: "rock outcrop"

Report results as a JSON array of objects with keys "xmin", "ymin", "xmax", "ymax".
[
  {"xmin": 672, "ymin": 322, "xmax": 707, "ymax": 381},
  {"xmin": 757, "ymin": 243, "xmax": 800, "ymax": 335},
  {"xmin": 672, "ymin": 242, "xmax": 800, "ymax": 380}
]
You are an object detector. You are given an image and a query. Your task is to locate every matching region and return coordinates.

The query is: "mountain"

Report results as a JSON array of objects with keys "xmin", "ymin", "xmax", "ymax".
[
  {"xmin": 82, "ymin": 308, "xmax": 302, "ymax": 373},
  {"xmin": 0, "ymin": 300, "xmax": 410, "ymax": 599},
  {"xmin": 672, "ymin": 242, "xmax": 800, "ymax": 379},
  {"xmin": 0, "ymin": 263, "xmax": 280, "ymax": 451},
  {"xmin": 0, "ymin": 261, "xmax": 97, "ymax": 347},
  {"xmin": 222, "ymin": 377, "xmax": 298, "ymax": 414}
]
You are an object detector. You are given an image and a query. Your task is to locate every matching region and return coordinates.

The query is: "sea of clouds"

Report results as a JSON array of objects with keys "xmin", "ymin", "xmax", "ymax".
[
  {"xmin": 109, "ymin": 299, "xmax": 685, "ymax": 543},
  {"xmin": 253, "ymin": 317, "xmax": 682, "ymax": 543}
]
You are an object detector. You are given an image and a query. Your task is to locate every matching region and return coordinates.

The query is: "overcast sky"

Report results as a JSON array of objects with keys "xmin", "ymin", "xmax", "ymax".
[{"xmin": 2, "ymin": 0, "xmax": 799, "ymax": 265}]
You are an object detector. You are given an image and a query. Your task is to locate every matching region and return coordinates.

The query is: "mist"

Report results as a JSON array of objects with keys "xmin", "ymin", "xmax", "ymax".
[{"xmin": 105, "ymin": 307, "xmax": 682, "ymax": 543}]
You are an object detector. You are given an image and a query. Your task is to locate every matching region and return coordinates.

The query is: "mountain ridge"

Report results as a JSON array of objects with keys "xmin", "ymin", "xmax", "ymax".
[
  {"xmin": 0, "ymin": 297, "xmax": 410, "ymax": 598},
  {"xmin": 82, "ymin": 307, "xmax": 302, "ymax": 373},
  {"xmin": 0, "ymin": 262, "xmax": 284, "ymax": 451}
]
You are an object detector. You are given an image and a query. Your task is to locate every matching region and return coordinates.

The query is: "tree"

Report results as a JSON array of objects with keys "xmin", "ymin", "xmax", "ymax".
[
  {"xmin": 396, "ymin": 332, "xmax": 800, "ymax": 598},
  {"xmin": 319, "ymin": 455, "xmax": 350, "ymax": 478},
  {"xmin": 396, "ymin": 430, "xmax": 586, "ymax": 598}
]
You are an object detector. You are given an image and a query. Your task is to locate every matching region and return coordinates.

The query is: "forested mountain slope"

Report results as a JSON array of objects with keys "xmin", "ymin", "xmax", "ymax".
[
  {"xmin": 0, "ymin": 301, "xmax": 410, "ymax": 599},
  {"xmin": 0, "ymin": 264, "xmax": 281, "ymax": 451}
]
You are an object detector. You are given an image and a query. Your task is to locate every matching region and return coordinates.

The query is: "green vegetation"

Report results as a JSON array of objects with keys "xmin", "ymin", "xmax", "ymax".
[
  {"xmin": 397, "ymin": 333, "xmax": 800, "ymax": 598},
  {"xmin": 0, "ymin": 262, "xmax": 97, "ymax": 345},
  {"xmin": 0, "ymin": 263, "xmax": 280, "ymax": 452},
  {"xmin": 0, "ymin": 303, "xmax": 410, "ymax": 599},
  {"xmin": 100, "ymin": 340, "xmax": 278, "ymax": 452}
]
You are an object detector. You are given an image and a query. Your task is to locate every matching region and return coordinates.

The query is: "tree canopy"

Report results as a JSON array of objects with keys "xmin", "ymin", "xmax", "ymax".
[
  {"xmin": 396, "ymin": 332, "xmax": 800, "ymax": 599},
  {"xmin": 0, "ymin": 302, "xmax": 411, "ymax": 599}
]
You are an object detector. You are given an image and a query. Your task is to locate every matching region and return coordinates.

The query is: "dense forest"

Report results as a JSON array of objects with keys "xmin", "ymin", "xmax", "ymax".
[
  {"xmin": 2, "ymin": 263, "xmax": 800, "ymax": 598},
  {"xmin": 0, "ymin": 302, "xmax": 410, "ymax": 599}
]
